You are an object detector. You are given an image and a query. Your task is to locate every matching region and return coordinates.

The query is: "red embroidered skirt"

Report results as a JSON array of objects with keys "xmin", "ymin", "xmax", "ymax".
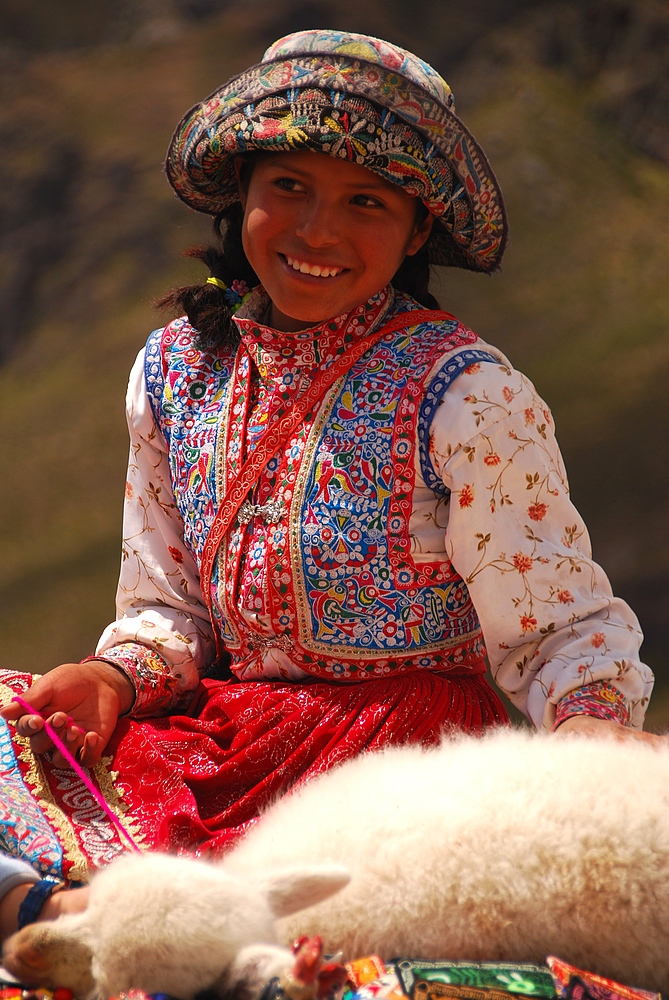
[{"xmin": 0, "ymin": 669, "xmax": 507, "ymax": 881}]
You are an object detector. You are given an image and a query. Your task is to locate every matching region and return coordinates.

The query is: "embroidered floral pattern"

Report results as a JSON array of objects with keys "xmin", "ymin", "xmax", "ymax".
[
  {"xmin": 0, "ymin": 680, "xmax": 63, "ymax": 877},
  {"xmin": 554, "ymin": 680, "xmax": 631, "ymax": 729}
]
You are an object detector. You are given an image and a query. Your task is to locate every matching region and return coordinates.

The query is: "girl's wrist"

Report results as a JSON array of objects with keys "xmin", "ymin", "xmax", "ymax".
[{"xmin": 83, "ymin": 659, "xmax": 136, "ymax": 716}]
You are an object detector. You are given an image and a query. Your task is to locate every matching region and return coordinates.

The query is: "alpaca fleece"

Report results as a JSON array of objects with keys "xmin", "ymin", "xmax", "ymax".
[{"xmin": 4, "ymin": 730, "xmax": 669, "ymax": 998}]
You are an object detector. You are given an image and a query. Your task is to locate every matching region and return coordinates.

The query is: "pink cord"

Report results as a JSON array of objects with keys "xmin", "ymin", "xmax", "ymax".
[{"xmin": 12, "ymin": 695, "xmax": 142, "ymax": 854}]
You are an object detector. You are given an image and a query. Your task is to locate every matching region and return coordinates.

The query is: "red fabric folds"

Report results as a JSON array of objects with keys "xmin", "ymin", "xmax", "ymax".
[{"xmin": 106, "ymin": 669, "xmax": 508, "ymax": 857}]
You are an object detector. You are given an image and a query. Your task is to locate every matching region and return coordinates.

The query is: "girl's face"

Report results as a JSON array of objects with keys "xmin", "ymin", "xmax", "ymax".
[{"xmin": 238, "ymin": 151, "xmax": 433, "ymax": 332}]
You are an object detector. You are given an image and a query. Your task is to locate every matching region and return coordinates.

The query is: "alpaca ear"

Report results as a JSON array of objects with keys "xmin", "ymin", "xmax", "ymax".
[{"xmin": 260, "ymin": 867, "xmax": 350, "ymax": 918}]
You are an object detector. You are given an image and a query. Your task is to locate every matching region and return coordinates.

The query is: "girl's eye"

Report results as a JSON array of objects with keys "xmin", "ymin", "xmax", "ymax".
[
  {"xmin": 274, "ymin": 176, "xmax": 305, "ymax": 192},
  {"xmin": 351, "ymin": 194, "xmax": 383, "ymax": 208}
]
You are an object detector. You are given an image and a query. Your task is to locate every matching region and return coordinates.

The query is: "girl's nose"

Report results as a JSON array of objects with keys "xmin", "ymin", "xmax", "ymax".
[{"xmin": 294, "ymin": 198, "xmax": 340, "ymax": 247}]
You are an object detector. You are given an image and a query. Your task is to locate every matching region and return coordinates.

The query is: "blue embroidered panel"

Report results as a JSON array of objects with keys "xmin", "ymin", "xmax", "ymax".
[
  {"xmin": 417, "ymin": 350, "xmax": 497, "ymax": 497},
  {"xmin": 297, "ymin": 322, "xmax": 484, "ymax": 654},
  {"xmin": 144, "ymin": 326, "xmax": 169, "ymax": 428},
  {"xmin": 0, "ymin": 718, "xmax": 64, "ymax": 877},
  {"xmin": 144, "ymin": 320, "xmax": 235, "ymax": 566}
]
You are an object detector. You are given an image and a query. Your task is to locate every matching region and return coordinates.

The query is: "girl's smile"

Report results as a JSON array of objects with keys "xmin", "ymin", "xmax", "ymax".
[
  {"xmin": 282, "ymin": 254, "xmax": 346, "ymax": 278},
  {"xmin": 238, "ymin": 151, "xmax": 433, "ymax": 332}
]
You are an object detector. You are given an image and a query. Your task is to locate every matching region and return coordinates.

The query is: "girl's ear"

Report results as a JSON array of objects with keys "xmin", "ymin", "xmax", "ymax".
[{"xmin": 406, "ymin": 209, "xmax": 434, "ymax": 257}]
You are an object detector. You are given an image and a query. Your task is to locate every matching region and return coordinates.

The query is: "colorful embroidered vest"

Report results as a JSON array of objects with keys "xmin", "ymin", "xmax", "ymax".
[{"xmin": 144, "ymin": 299, "xmax": 494, "ymax": 680}]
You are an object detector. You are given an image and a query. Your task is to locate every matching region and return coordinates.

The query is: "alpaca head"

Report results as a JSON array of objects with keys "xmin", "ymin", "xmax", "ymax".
[{"xmin": 3, "ymin": 853, "xmax": 350, "ymax": 1000}]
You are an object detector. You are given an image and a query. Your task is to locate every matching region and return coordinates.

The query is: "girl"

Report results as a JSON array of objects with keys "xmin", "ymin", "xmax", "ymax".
[{"xmin": 0, "ymin": 29, "xmax": 657, "ymax": 943}]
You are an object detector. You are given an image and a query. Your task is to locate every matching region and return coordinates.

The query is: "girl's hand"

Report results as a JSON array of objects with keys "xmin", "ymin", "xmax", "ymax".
[
  {"xmin": 556, "ymin": 715, "xmax": 665, "ymax": 746},
  {"xmin": 0, "ymin": 661, "xmax": 135, "ymax": 767}
]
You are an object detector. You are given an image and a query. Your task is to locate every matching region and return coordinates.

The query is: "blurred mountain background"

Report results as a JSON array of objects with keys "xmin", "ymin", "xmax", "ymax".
[{"xmin": 1, "ymin": 0, "xmax": 667, "ymax": 725}]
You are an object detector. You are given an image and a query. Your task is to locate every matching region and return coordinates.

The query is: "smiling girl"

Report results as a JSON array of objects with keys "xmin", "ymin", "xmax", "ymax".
[{"xmin": 0, "ymin": 29, "xmax": 657, "ymax": 941}]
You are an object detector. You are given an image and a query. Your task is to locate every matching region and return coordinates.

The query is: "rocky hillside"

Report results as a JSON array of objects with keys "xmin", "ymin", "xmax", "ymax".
[{"xmin": 1, "ymin": 0, "xmax": 667, "ymax": 724}]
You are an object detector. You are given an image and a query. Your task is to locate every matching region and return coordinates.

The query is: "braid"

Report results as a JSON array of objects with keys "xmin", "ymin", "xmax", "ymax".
[{"xmin": 154, "ymin": 203, "xmax": 258, "ymax": 351}]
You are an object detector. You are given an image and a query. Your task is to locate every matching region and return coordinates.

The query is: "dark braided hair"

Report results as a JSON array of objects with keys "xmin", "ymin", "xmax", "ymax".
[
  {"xmin": 155, "ymin": 202, "xmax": 258, "ymax": 352},
  {"xmin": 156, "ymin": 170, "xmax": 440, "ymax": 350}
]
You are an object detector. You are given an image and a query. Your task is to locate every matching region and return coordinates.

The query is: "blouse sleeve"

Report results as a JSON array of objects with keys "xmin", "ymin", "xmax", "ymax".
[
  {"xmin": 92, "ymin": 348, "xmax": 216, "ymax": 717},
  {"xmin": 427, "ymin": 356, "xmax": 654, "ymax": 731}
]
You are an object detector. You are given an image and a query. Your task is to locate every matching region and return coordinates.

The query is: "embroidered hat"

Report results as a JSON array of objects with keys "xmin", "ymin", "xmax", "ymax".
[{"xmin": 166, "ymin": 29, "xmax": 508, "ymax": 272}]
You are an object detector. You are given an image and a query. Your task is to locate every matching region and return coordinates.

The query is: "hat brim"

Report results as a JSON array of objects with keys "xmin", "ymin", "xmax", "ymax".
[{"xmin": 166, "ymin": 53, "xmax": 507, "ymax": 272}]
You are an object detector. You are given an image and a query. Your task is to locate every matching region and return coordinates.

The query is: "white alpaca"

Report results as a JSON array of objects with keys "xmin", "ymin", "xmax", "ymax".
[
  {"xmin": 1, "ymin": 853, "xmax": 348, "ymax": 1000},
  {"xmin": 5, "ymin": 729, "xmax": 669, "ymax": 998}
]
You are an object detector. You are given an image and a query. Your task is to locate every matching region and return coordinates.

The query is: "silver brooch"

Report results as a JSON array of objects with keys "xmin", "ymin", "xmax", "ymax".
[
  {"xmin": 247, "ymin": 632, "xmax": 294, "ymax": 652},
  {"xmin": 238, "ymin": 498, "xmax": 284, "ymax": 525}
]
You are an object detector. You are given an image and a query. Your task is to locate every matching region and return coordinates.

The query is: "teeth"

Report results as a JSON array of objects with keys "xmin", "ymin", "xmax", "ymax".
[{"xmin": 286, "ymin": 256, "xmax": 343, "ymax": 278}]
